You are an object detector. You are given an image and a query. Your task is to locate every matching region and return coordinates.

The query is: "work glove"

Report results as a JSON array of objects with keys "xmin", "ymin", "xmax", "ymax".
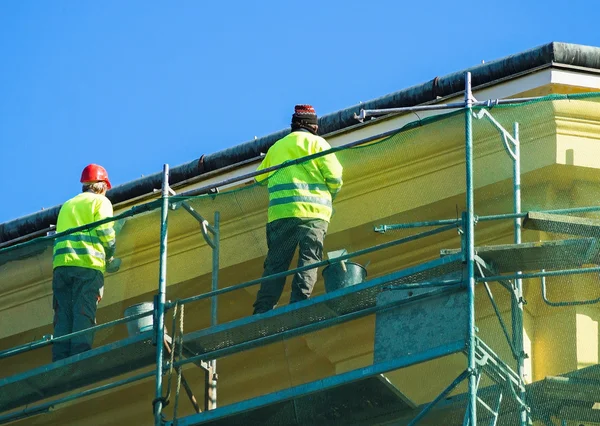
[{"xmin": 106, "ymin": 257, "xmax": 122, "ymax": 273}]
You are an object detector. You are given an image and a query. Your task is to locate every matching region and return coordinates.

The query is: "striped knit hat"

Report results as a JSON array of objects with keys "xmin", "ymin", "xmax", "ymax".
[{"xmin": 292, "ymin": 104, "xmax": 318, "ymax": 126}]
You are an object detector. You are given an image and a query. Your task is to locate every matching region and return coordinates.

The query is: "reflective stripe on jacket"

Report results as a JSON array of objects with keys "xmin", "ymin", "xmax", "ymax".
[
  {"xmin": 53, "ymin": 192, "xmax": 115, "ymax": 272},
  {"xmin": 256, "ymin": 131, "xmax": 343, "ymax": 223}
]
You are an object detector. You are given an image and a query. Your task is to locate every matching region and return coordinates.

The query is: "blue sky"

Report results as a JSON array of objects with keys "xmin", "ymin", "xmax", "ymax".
[{"xmin": 1, "ymin": 0, "xmax": 599, "ymax": 224}]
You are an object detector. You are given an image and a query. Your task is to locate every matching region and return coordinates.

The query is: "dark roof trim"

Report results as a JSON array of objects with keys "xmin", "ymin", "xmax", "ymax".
[{"xmin": 2, "ymin": 41, "xmax": 600, "ymax": 244}]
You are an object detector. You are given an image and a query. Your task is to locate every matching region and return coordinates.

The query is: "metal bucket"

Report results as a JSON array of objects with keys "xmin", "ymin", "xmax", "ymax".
[
  {"xmin": 124, "ymin": 302, "xmax": 154, "ymax": 337},
  {"xmin": 322, "ymin": 261, "xmax": 367, "ymax": 293}
]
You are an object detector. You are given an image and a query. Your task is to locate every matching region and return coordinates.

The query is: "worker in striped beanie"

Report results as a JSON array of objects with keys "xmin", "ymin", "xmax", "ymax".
[
  {"xmin": 291, "ymin": 104, "xmax": 319, "ymax": 135},
  {"xmin": 252, "ymin": 104, "xmax": 343, "ymax": 314}
]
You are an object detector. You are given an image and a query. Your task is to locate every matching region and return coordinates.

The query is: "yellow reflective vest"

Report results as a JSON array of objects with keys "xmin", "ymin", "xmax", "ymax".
[
  {"xmin": 256, "ymin": 131, "xmax": 343, "ymax": 223},
  {"xmin": 53, "ymin": 192, "xmax": 116, "ymax": 272}
]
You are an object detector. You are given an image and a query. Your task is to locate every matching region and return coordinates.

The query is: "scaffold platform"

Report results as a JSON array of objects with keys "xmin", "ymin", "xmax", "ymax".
[
  {"xmin": 440, "ymin": 238, "xmax": 598, "ymax": 272},
  {"xmin": 524, "ymin": 211, "xmax": 600, "ymax": 238},
  {"xmin": 0, "ymin": 252, "xmax": 464, "ymax": 414}
]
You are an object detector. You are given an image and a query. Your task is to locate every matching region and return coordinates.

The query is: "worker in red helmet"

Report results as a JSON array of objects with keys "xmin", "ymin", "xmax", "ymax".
[
  {"xmin": 252, "ymin": 105, "xmax": 343, "ymax": 314},
  {"xmin": 51, "ymin": 164, "xmax": 117, "ymax": 361}
]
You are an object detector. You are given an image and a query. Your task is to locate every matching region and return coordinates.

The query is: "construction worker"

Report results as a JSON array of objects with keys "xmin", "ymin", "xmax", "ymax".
[
  {"xmin": 51, "ymin": 164, "xmax": 117, "ymax": 361},
  {"xmin": 253, "ymin": 105, "xmax": 343, "ymax": 314}
]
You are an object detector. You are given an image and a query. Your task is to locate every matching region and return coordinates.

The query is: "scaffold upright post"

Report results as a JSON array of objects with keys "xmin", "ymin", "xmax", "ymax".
[
  {"xmin": 512, "ymin": 122, "xmax": 528, "ymax": 426},
  {"xmin": 208, "ymin": 211, "xmax": 220, "ymax": 410},
  {"xmin": 154, "ymin": 164, "xmax": 170, "ymax": 426},
  {"xmin": 464, "ymin": 71, "xmax": 478, "ymax": 426}
]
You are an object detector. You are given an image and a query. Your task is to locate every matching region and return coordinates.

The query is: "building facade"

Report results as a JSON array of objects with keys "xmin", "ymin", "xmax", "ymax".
[{"xmin": 1, "ymin": 42, "xmax": 600, "ymax": 425}]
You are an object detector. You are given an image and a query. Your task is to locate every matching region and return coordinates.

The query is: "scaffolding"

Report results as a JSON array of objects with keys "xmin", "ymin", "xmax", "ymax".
[{"xmin": 1, "ymin": 73, "xmax": 600, "ymax": 426}]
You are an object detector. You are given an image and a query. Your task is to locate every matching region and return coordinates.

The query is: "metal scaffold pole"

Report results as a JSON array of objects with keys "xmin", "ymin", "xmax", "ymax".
[
  {"xmin": 511, "ymin": 123, "xmax": 528, "ymax": 426},
  {"xmin": 208, "ymin": 211, "xmax": 220, "ymax": 410},
  {"xmin": 464, "ymin": 71, "xmax": 478, "ymax": 426},
  {"xmin": 154, "ymin": 164, "xmax": 170, "ymax": 426},
  {"xmin": 513, "ymin": 123, "xmax": 521, "ymax": 244}
]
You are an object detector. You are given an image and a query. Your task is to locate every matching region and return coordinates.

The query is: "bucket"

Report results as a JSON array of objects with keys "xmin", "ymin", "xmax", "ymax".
[
  {"xmin": 124, "ymin": 302, "xmax": 154, "ymax": 337},
  {"xmin": 322, "ymin": 261, "xmax": 367, "ymax": 293}
]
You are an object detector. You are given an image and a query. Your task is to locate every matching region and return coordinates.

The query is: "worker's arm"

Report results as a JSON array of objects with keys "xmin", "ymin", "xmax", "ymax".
[
  {"xmin": 254, "ymin": 153, "xmax": 271, "ymax": 186},
  {"xmin": 95, "ymin": 198, "xmax": 116, "ymax": 260},
  {"xmin": 315, "ymin": 140, "xmax": 343, "ymax": 199}
]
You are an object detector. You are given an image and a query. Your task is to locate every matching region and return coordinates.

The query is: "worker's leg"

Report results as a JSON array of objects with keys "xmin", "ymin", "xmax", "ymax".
[
  {"xmin": 52, "ymin": 267, "xmax": 74, "ymax": 362},
  {"xmin": 253, "ymin": 218, "xmax": 300, "ymax": 314},
  {"xmin": 290, "ymin": 219, "xmax": 328, "ymax": 303},
  {"xmin": 71, "ymin": 268, "xmax": 104, "ymax": 356}
]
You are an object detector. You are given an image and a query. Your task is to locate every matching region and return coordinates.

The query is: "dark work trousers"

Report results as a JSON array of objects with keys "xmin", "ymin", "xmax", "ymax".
[
  {"xmin": 253, "ymin": 218, "xmax": 328, "ymax": 314},
  {"xmin": 52, "ymin": 266, "xmax": 104, "ymax": 362}
]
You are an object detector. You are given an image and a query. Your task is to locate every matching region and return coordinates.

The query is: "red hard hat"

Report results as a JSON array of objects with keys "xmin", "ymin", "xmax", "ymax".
[{"xmin": 80, "ymin": 164, "xmax": 112, "ymax": 190}]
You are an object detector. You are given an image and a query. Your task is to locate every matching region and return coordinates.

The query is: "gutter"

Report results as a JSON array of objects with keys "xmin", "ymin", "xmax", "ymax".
[{"xmin": 2, "ymin": 41, "xmax": 600, "ymax": 246}]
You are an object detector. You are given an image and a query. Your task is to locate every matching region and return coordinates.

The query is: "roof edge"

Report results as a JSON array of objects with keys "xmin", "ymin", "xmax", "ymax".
[{"xmin": 2, "ymin": 41, "xmax": 600, "ymax": 244}]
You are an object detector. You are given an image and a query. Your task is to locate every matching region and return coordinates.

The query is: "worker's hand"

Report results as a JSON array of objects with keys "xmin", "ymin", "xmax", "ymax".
[{"xmin": 106, "ymin": 257, "xmax": 122, "ymax": 273}]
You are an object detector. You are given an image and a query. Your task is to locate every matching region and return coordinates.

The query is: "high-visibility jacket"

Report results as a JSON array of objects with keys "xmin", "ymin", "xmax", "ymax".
[
  {"xmin": 53, "ymin": 192, "xmax": 116, "ymax": 272},
  {"xmin": 256, "ymin": 130, "xmax": 343, "ymax": 223}
]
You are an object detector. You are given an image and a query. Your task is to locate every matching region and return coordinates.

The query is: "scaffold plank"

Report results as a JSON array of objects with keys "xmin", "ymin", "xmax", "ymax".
[
  {"xmin": 524, "ymin": 211, "xmax": 600, "ymax": 238},
  {"xmin": 529, "ymin": 363, "xmax": 600, "ymax": 404},
  {"xmin": 374, "ymin": 285, "xmax": 468, "ymax": 363},
  {"xmin": 440, "ymin": 238, "xmax": 598, "ymax": 272}
]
